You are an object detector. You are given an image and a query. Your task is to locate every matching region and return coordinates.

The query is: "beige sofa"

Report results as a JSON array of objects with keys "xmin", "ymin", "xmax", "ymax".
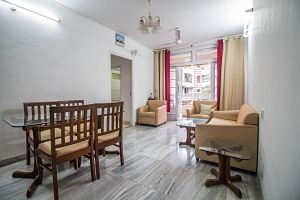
[
  {"xmin": 186, "ymin": 100, "xmax": 217, "ymax": 119},
  {"xmin": 195, "ymin": 104, "xmax": 259, "ymax": 172},
  {"xmin": 137, "ymin": 100, "xmax": 167, "ymax": 126}
]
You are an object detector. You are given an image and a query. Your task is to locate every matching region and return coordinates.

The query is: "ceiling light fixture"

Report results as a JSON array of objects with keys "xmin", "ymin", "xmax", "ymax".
[
  {"xmin": 1, "ymin": 0, "xmax": 60, "ymax": 22},
  {"xmin": 138, "ymin": 0, "xmax": 160, "ymax": 34}
]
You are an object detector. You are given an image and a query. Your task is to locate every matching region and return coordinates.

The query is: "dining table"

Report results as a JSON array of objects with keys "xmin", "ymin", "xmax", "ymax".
[
  {"xmin": 3, "ymin": 115, "xmax": 53, "ymax": 197},
  {"xmin": 2, "ymin": 113, "xmax": 120, "ymax": 198}
]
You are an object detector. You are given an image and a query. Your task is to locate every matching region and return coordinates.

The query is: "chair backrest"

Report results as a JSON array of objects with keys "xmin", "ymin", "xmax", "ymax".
[
  {"xmin": 58, "ymin": 100, "xmax": 84, "ymax": 106},
  {"xmin": 147, "ymin": 100, "xmax": 166, "ymax": 112},
  {"xmin": 94, "ymin": 102, "xmax": 124, "ymax": 141},
  {"xmin": 237, "ymin": 104, "xmax": 259, "ymax": 125},
  {"xmin": 49, "ymin": 104, "xmax": 94, "ymax": 155},
  {"xmin": 24, "ymin": 101, "xmax": 59, "ymax": 121}
]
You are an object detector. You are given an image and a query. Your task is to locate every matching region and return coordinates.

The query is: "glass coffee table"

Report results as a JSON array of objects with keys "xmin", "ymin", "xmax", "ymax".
[
  {"xmin": 200, "ymin": 138, "xmax": 251, "ymax": 198},
  {"xmin": 176, "ymin": 118, "xmax": 208, "ymax": 147}
]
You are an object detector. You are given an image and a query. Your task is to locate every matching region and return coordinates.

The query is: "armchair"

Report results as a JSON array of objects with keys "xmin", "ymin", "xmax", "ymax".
[
  {"xmin": 137, "ymin": 100, "xmax": 167, "ymax": 126},
  {"xmin": 186, "ymin": 100, "xmax": 216, "ymax": 119},
  {"xmin": 195, "ymin": 104, "xmax": 259, "ymax": 172}
]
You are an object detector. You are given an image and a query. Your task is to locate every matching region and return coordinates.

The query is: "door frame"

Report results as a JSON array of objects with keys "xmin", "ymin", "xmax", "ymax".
[{"xmin": 109, "ymin": 51, "xmax": 133, "ymax": 125}]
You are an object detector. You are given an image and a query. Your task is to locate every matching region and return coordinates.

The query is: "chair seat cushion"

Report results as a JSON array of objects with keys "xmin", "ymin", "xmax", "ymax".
[
  {"xmin": 38, "ymin": 136, "xmax": 89, "ymax": 157},
  {"xmin": 29, "ymin": 128, "xmax": 69, "ymax": 142},
  {"xmin": 209, "ymin": 118, "xmax": 237, "ymax": 125},
  {"xmin": 97, "ymin": 131, "xmax": 119, "ymax": 143},
  {"xmin": 190, "ymin": 114, "xmax": 210, "ymax": 119},
  {"xmin": 139, "ymin": 112, "xmax": 155, "ymax": 118}
]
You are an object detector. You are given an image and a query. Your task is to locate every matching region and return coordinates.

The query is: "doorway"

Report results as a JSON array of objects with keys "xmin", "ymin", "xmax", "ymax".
[{"xmin": 111, "ymin": 54, "xmax": 132, "ymax": 127}]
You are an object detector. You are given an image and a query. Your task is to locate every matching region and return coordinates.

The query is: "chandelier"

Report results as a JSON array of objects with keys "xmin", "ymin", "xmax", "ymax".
[{"xmin": 138, "ymin": 0, "xmax": 161, "ymax": 34}]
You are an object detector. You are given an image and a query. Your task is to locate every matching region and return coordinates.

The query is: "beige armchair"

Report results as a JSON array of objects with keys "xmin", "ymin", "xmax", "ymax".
[
  {"xmin": 186, "ymin": 100, "xmax": 216, "ymax": 119},
  {"xmin": 195, "ymin": 104, "xmax": 259, "ymax": 172},
  {"xmin": 137, "ymin": 100, "xmax": 167, "ymax": 126}
]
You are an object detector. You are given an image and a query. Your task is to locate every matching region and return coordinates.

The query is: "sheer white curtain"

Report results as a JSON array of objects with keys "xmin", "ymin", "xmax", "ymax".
[
  {"xmin": 154, "ymin": 50, "xmax": 166, "ymax": 100},
  {"xmin": 220, "ymin": 37, "xmax": 245, "ymax": 110}
]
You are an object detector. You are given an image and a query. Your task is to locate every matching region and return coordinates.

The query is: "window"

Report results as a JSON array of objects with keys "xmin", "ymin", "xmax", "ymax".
[
  {"xmin": 170, "ymin": 51, "xmax": 192, "ymax": 65},
  {"xmin": 169, "ymin": 44, "xmax": 217, "ymax": 115}
]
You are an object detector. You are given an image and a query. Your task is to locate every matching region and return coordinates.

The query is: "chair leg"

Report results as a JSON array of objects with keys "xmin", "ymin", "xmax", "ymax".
[
  {"xmin": 119, "ymin": 140, "xmax": 124, "ymax": 166},
  {"xmin": 89, "ymin": 152, "xmax": 95, "ymax": 182},
  {"xmin": 95, "ymin": 148, "xmax": 100, "ymax": 179},
  {"xmin": 26, "ymin": 134, "xmax": 31, "ymax": 165},
  {"xmin": 73, "ymin": 159, "xmax": 78, "ymax": 169},
  {"xmin": 102, "ymin": 147, "xmax": 106, "ymax": 157},
  {"xmin": 78, "ymin": 157, "xmax": 82, "ymax": 168},
  {"xmin": 52, "ymin": 161, "xmax": 59, "ymax": 200},
  {"xmin": 36, "ymin": 152, "xmax": 44, "ymax": 185}
]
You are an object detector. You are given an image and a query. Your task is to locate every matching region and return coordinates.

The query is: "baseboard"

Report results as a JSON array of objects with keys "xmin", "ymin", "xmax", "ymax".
[{"xmin": 0, "ymin": 154, "xmax": 26, "ymax": 168}]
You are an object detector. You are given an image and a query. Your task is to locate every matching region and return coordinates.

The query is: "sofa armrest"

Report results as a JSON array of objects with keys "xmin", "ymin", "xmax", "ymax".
[
  {"xmin": 138, "ymin": 105, "xmax": 149, "ymax": 113},
  {"xmin": 155, "ymin": 105, "xmax": 167, "ymax": 124},
  {"xmin": 186, "ymin": 109, "xmax": 192, "ymax": 118},
  {"xmin": 211, "ymin": 110, "xmax": 239, "ymax": 121}
]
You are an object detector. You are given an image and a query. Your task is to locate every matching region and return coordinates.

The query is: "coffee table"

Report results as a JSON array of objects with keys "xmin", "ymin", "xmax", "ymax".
[
  {"xmin": 176, "ymin": 118, "xmax": 208, "ymax": 147},
  {"xmin": 200, "ymin": 138, "xmax": 251, "ymax": 198}
]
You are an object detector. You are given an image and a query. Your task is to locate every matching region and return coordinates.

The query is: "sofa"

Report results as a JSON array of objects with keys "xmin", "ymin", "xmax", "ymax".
[
  {"xmin": 195, "ymin": 104, "xmax": 259, "ymax": 172},
  {"xmin": 186, "ymin": 100, "xmax": 217, "ymax": 119},
  {"xmin": 137, "ymin": 100, "xmax": 167, "ymax": 126}
]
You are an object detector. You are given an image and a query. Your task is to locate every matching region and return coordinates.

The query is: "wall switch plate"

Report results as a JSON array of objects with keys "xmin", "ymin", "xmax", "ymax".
[{"xmin": 260, "ymin": 109, "xmax": 264, "ymax": 119}]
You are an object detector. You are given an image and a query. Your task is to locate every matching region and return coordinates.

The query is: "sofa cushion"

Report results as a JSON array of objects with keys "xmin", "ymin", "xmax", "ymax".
[
  {"xmin": 148, "ymin": 100, "xmax": 165, "ymax": 112},
  {"xmin": 190, "ymin": 114, "xmax": 210, "ymax": 119},
  {"xmin": 139, "ymin": 112, "xmax": 155, "ymax": 118},
  {"xmin": 237, "ymin": 104, "xmax": 259, "ymax": 125},
  {"xmin": 200, "ymin": 104, "xmax": 215, "ymax": 115},
  {"xmin": 209, "ymin": 118, "xmax": 237, "ymax": 125}
]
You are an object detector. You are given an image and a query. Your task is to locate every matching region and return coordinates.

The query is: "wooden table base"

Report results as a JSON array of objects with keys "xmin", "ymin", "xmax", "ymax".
[
  {"xmin": 205, "ymin": 154, "xmax": 243, "ymax": 198},
  {"xmin": 179, "ymin": 127, "xmax": 195, "ymax": 148}
]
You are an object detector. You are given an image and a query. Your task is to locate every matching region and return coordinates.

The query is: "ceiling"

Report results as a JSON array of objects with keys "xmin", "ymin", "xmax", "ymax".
[{"xmin": 54, "ymin": 0, "xmax": 252, "ymax": 49}]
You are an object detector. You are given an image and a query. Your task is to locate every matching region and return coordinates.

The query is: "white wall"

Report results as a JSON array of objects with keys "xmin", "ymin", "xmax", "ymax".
[
  {"xmin": 0, "ymin": 0, "xmax": 153, "ymax": 161},
  {"xmin": 248, "ymin": 0, "xmax": 300, "ymax": 199}
]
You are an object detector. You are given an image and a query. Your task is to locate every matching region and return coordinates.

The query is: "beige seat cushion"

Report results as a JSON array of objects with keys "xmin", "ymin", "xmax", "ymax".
[
  {"xmin": 190, "ymin": 114, "xmax": 210, "ymax": 119},
  {"xmin": 29, "ymin": 128, "xmax": 69, "ymax": 142},
  {"xmin": 38, "ymin": 135, "xmax": 89, "ymax": 157},
  {"xmin": 209, "ymin": 118, "xmax": 237, "ymax": 125},
  {"xmin": 139, "ymin": 112, "xmax": 155, "ymax": 118},
  {"xmin": 97, "ymin": 131, "xmax": 119, "ymax": 143}
]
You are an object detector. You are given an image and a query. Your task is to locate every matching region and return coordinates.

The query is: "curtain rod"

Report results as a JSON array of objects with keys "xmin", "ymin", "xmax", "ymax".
[{"xmin": 154, "ymin": 33, "xmax": 242, "ymax": 52}]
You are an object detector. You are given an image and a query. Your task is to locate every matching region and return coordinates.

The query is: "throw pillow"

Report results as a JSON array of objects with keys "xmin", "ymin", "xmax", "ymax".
[{"xmin": 200, "ymin": 104, "xmax": 215, "ymax": 115}]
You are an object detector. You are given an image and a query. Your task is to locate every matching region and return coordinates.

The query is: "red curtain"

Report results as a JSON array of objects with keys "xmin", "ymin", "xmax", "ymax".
[
  {"xmin": 216, "ymin": 40, "xmax": 223, "ymax": 110},
  {"xmin": 165, "ymin": 50, "xmax": 171, "ymax": 112}
]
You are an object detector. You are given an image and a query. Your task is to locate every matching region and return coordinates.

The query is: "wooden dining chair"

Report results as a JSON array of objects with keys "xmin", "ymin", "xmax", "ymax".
[
  {"xmin": 36, "ymin": 104, "xmax": 95, "ymax": 200},
  {"xmin": 94, "ymin": 102, "xmax": 124, "ymax": 179},
  {"xmin": 58, "ymin": 100, "xmax": 84, "ymax": 168},
  {"xmin": 24, "ymin": 101, "xmax": 59, "ymax": 165}
]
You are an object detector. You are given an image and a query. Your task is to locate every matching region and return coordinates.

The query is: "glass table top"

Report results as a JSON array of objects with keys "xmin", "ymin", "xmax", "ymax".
[
  {"xmin": 199, "ymin": 138, "xmax": 251, "ymax": 160},
  {"xmin": 176, "ymin": 118, "xmax": 208, "ymax": 128}
]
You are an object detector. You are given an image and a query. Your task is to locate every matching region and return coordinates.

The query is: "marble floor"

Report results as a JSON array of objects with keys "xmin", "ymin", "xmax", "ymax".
[{"xmin": 0, "ymin": 122, "xmax": 262, "ymax": 200}]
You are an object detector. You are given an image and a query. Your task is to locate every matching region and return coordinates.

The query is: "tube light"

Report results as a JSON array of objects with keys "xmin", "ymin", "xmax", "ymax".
[{"xmin": 2, "ymin": 0, "xmax": 60, "ymax": 22}]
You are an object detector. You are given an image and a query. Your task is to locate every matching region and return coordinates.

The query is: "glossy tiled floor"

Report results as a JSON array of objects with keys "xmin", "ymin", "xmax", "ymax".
[{"xmin": 0, "ymin": 122, "xmax": 262, "ymax": 200}]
